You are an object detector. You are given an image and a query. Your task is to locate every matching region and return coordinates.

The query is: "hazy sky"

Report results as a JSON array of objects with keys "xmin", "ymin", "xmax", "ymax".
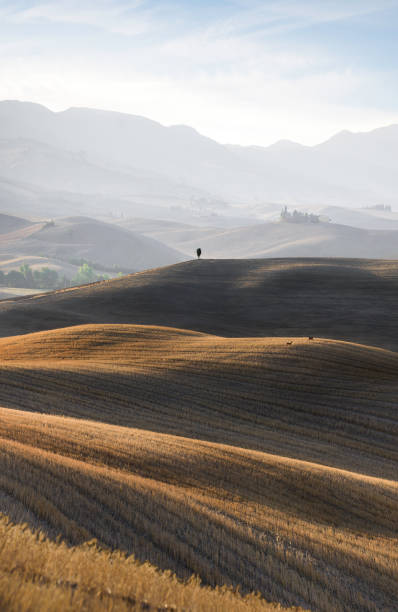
[{"xmin": 1, "ymin": 0, "xmax": 398, "ymax": 145}]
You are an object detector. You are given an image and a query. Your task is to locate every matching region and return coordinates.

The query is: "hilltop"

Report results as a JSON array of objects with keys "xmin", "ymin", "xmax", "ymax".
[{"xmin": 1, "ymin": 258, "xmax": 398, "ymax": 351}]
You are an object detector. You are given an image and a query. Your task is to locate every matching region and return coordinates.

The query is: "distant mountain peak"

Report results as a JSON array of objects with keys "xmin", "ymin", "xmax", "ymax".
[
  {"xmin": 266, "ymin": 139, "xmax": 307, "ymax": 151},
  {"xmin": 0, "ymin": 99, "xmax": 54, "ymax": 115},
  {"xmin": 1, "ymin": 99, "xmax": 398, "ymax": 208}
]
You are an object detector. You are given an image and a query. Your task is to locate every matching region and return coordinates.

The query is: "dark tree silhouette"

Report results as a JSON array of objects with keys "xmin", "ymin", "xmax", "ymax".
[{"xmin": 196, "ymin": 248, "xmax": 202, "ymax": 259}]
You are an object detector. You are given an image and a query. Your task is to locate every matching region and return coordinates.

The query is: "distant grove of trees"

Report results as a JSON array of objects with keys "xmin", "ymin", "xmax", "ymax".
[
  {"xmin": 280, "ymin": 206, "xmax": 320, "ymax": 224},
  {"xmin": 0, "ymin": 263, "xmax": 112, "ymax": 290}
]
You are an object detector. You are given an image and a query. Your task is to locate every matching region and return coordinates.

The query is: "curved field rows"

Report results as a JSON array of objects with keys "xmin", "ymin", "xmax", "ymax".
[
  {"xmin": 0, "ymin": 515, "xmax": 286, "ymax": 612},
  {"xmin": 0, "ymin": 323, "xmax": 397, "ymax": 610},
  {"xmin": 1, "ymin": 408, "xmax": 398, "ymax": 611},
  {"xmin": 0, "ymin": 324, "xmax": 397, "ymax": 478}
]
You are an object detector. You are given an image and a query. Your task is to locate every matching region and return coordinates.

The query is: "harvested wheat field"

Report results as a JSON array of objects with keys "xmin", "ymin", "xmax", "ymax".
[
  {"xmin": 0, "ymin": 320, "xmax": 397, "ymax": 611},
  {"xmin": 1, "ymin": 258, "xmax": 398, "ymax": 351}
]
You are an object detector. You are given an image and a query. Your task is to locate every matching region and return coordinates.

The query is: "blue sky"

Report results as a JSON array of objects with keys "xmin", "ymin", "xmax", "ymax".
[{"xmin": 1, "ymin": 0, "xmax": 398, "ymax": 145}]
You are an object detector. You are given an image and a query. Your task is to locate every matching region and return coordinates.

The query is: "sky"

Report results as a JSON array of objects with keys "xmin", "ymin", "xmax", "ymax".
[{"xmin": 1, "ymin": 0, "xmax": 398, "ymax": 146}]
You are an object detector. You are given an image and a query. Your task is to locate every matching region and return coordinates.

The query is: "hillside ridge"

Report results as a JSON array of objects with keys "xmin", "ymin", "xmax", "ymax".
[
  {"xmin": 1, "ymin": 258, "xmax": 398, "ymax": 351},
  {"xmin": 1, "ymin": 321, "xmax": 397, "ymax": 478}
]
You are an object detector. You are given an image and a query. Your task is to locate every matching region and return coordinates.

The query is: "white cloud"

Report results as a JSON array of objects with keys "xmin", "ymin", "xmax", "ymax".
[
  {"xmin": 6, "ymin": 0, "xmax": 157, "ymax": 36},
  {"xmin": 1, "ymin": 0, "xmax": 398, "ymax": 145},
  {"xmin": 195, "ymin": 0, "xmax": 398, "ymax": 40},
  {"xmin": 7, "ymin": 0, "xmax": 397, "ymax": 37}
]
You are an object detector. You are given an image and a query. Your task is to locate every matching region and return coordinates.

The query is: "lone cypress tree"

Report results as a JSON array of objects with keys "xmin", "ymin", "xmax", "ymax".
[{"xmin": 196, "ymin": 248, "xmax": 202, "ymax": 259}]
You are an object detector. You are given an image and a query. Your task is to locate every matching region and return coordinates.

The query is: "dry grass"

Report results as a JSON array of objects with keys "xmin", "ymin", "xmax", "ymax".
[
  {"xmin": 0, "ymin": 514, "xmax": 288, "ymax": 612},
  {"xmin": 2, "ymin": 258, "xmax": 398, "ymax": 352},
  {"xmin": 0, "ymin": 323, "xmax": 397, "ymax": 611},
  {"xmin": 0, "ymin": 324, "xmax": 397, "ymax": 478}
]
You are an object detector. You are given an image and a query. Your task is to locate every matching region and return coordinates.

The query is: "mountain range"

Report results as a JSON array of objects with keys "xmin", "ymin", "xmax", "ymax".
[{"xmin": 1, "ymin": 100, "xmax": 398, "ymax": 214}]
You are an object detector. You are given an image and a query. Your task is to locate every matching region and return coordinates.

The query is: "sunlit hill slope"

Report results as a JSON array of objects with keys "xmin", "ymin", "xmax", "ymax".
[
  {"xmin": 0, "ymin": 321, "xmax": 398, "ymax": 610},
  {"xmin": 0, "ymin": 259, "xmax": 397, "ymax": 611}
]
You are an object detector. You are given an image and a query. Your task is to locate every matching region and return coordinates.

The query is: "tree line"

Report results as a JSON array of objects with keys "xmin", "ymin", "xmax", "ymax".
[
  {"xmin": 0, "ymin": 263, "xmax": 115, "ymax": 290},
  {"xmin": 280, "ymin": 206, "xmax": 320, "ymax": 223}
]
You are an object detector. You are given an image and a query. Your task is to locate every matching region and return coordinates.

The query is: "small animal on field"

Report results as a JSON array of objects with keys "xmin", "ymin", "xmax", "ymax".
[{"xmin": 286, "ymin": 341, "xmax": 293, "ymax": 345}]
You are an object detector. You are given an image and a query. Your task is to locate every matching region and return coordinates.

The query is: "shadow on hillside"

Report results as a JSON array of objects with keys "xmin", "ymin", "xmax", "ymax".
[
  {"xmin": 1, "ymin": 355, "xmax": 397, "ymax": 485},
  {"xmin": 1, "ymin": 259, "xmax": 398, "ymax": 351}
]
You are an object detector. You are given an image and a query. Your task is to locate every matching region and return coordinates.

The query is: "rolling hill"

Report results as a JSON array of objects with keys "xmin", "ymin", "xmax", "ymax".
[
  {"xmin": 1, "ymin": 258, "xmax": 397, "ymax": 611},
  {"xmin": 112, "ymin": 216, "xmax": 398, "ymax": 259},
  {"xmin": 1, "ymin": 258, "xmax": 398, "ymax": 351},
  {"xmin": 115, "ymin": 217, "xmax": 222, "ymax": 250},
  {"xmin": 0, "ymin": 215, "xmax": 186, "ymax": 274},
  {"xmin": 171, "ymin": 221, "xmax": 398, "ymax": 259},
  {"xmin": 0, "ymin": 213, "xmax": 33, "ymax": 235},
  {"xmin": 318, "ymin": 205, "xmax": 398, "ymax": 230},
  {"xmin": 0, "ymin": 323, "xmax": 397, "ymax": 611},
  {"xmin": 1, "ymin": 323, "xmax": 397, "ymax": 477}
]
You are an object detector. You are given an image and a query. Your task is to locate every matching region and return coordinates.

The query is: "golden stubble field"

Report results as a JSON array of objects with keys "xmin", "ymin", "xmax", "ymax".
[{"xmin": 0, "ymin": 323, "xmax": 397, "ymax": 611}]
